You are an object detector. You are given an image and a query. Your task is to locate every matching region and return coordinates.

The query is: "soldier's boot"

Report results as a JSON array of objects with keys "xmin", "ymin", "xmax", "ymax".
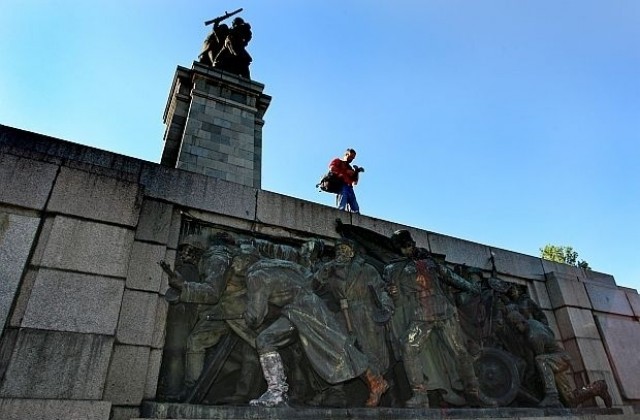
[
  {"xmin": 536, "ymin": 359, "xmax": 563, "ymax": 408},
  {"xmin": 458, "ymin": 357, "xmax": 485, "ymax": 407},
  {"xmin": 362, "ymin": 369, "xmax": 389, "ymax": 407},
  {"xmin": 249, "ymin": 351, "xmax": 289, "ymax": 407},
  {"xmin": 405, "ymin": 385, "xmax": 430, "ymax": 408},
  {"xmin": 569, "ymin": 380, "xmax": 612, "ymax": 408},
  {"xmin": 184, "ymin": 351, "xmax": 206, "ymax": 397}
]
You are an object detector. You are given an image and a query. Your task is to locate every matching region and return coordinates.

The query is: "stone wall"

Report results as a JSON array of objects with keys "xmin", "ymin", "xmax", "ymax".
[{"xmin": 1, "ymin": 123, "xmax": 639, "ymax": 419}]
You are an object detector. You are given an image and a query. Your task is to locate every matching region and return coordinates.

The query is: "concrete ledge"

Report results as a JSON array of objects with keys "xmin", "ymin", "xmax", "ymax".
[
  {"xmin": 0, "ymin": 398, "xmax": 111, "ymax": 420},
  {"xmin": 429, "ymin": 233, "xmax": 492, "ymax": 269},
  {"xmin": 140, "ymin": 401, "xmax": 625, "ymax": 419}
]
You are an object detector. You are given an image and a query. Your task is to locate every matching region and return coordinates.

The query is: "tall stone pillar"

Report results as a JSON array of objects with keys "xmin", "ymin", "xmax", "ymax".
[{"xmin": 161, "ymin": 62, "xmax": 271, "ymax": 188}]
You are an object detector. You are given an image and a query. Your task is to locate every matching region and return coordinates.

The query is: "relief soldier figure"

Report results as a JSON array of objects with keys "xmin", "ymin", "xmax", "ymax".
[
  {"xmin": 506, "ymin": 310, "xmax": 612, "ymax": 408},
  {"xmin": 384, "ymin": 229, "xmax": 483, "ymax": 408},
  {"xmin": 313, "ymin": 239, "xmax": 393, "ymax": 406},
  {"xmin": 233, "ymin": 251, "xmax": 388, "ymax": 407},
  {"xmin": 161, "ymin": 232, "xmax": 262, "ymax": 403}
]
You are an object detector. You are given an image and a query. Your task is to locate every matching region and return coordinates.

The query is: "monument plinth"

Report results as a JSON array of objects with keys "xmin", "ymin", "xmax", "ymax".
[{"xmin": 161, "ymin": 62, "xmax": 271, "ymax": 188}]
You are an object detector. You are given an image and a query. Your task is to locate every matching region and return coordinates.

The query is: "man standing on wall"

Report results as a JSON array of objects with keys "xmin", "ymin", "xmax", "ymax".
[{"xmin": 329, "ymin": 148, "xmax": 363, "ymax": 213}]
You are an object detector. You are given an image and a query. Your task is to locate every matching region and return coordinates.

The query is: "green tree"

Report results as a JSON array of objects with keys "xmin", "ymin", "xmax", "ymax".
[{"xmin": 540, "ymin": 244, "xmax": 590, "ymax": 269}]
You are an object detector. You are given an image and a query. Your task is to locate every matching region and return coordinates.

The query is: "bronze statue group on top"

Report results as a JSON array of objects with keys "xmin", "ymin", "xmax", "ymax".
[
  {"xmin": 199, "ymin": 9, "xmax": 253, "ymax": 79},
  {"xmin": 156, "ymin": 219, "xmax": 612, "ymax": 410}
]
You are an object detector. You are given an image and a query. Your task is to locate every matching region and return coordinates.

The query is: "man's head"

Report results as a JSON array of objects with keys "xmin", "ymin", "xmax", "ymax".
[
  {"xmin": 506, "ymin": 309, "xmax": 529, "ymax": 333},
  {"xmin": 231, "ymin": 249, "xmax": 260, "ymax": 274},
  {"xmin": 232, "ymin": 17, "xmax": 245, "ymax": 27},
  {"xmin": 335, "ymin": 239, "xmax": 356, "ymax": 263},
  {"xmin": 391, "ymin": 229, "xmax": 416, "ymax": 257},
  {"xmin": 343, "ymin": 148, "xmax": 356, "ymax": 163}
]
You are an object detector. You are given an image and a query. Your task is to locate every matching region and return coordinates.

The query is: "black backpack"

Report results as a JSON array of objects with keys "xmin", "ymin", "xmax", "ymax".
[{"xmin": 316, "ymin": 171, "xmax": 344, "ymax": 194}]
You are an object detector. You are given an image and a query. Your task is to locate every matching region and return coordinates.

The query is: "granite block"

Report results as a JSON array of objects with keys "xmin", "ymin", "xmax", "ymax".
[
  {"xmin": 255, "ymin": 190, "xmax": 341, "ymax": 239},
  {"xmin": 125, "ymin": 241, "xmax": 166, "ymax": 292},
  {"xmin": 116, "ymin": 290, "xmax": 158, "ymax": 346},
  {"xmin": 428, "ymin": 233, "xmax": 492, "ymax": 268},
  {"xmin": 625, "ymin": 289, "xmax": 640, "ymax": 318},
  {"xmin": 0, "ymin": 213, "xmax": 39, "ymax": 332},
  {"xmin": 585, "ymin": 283, "xmax": 634, "ymax": 316},
  {"xmin": 489, "ymin": 248, "xmax": 546, "ymax": 280},
  {"xmin": 167, "ymin": 209, "xmax": 182, "ymax": 251},
  {"xmin": 151, "ymin": 297, "xmax": 169, "ymax": 349},
  {"xmin": 0, "ymin": 329, "xmax": 113, "ymax": 399},
  {"xmin": 135, "ymin": 199, "xmax": 173, "ymax": 244},
  {"xmin": 47, "ymin": 166, "xmax": 141, "ymax": 226},
  {"xmin": 39, "ymin": 216, "xmax": 134, "ymax": 277},
  {"xmin": 0, "ymin": 154, "xmax": 58, "ymax": 210},
  {"xmin": 564, "ymin": 337, "xmax": 613, "ymax": 373},
  {"xmin": 103, "ymin": 344, "xmax": 150, "ymax": 405},
  {"xmin": 595, "ymin": 315, "xmax": 640, "ymax": 399},
  {"xmin": 21, "ymin": 269, "xmax": 124, "ymax": 335},
  {"xmin": 140, "ymin": 165, "xmax": 257, "ymax": 220},
  {"xmin": 0, "ymin": 398, "xmax": 111, "ymax": 420},
  {"xmin": 542, "ymin": 258, "xmax": 583, "ymax": 278},
  {"xmin": 554, "ymin": 307, "xmax": 600, "ymax": 340},
  {"xmin": 144, "ymin": 348, "xmax": 163, "ymax": 399},
  {"xmin": 546, "ymin": 271, "xmax": 591, "ymax": 309},
  {"xmin": 581, "ymin": 269, "xmax": 617, "ymax": 287},
  {"xmin": 529, "ymin": 280, "xmax": 552, "ymax": 310}
]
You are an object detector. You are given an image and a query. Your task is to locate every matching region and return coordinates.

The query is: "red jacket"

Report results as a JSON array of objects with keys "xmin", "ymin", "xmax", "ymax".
[{"xmin": 329, "ymin": 158, "xmax": 357, "ymax": 186}]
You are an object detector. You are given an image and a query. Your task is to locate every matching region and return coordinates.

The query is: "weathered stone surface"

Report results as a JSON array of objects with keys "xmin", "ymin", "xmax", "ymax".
[
  {"xmin": 546, "ymin": 272, "xmax": 591, "ymax": 309},
  {"xmin": 140, "ymin": 401, "xmax": 625, "ymax": 419},
  {"xmin": 47, "ymin": 167, "xmax": 141, "ymax": 226},
  {"xmin": 0, "ymin": 213, "xmax": 39, "ymax": 332},
  {"xmin": 256, "ymin": 190, "xmax": 340, "ymax": 239},
  {"xmin": 103, "ymin": 344, "xmax": 150, "ymax": 406},
  {"xmin": 563, "ymin": 337, "xmax": 613, "ymax": 374},
  {"xmin": 21, "ymin": 269, "xmax": 124, "ymax": 335},
  {"xmin": 581, "ymin": 269, "xmax": 617, "ymax": 287},
  {"xmin": 39, "ymin": 216, "xmax": 134, "ymax": 277},
  {"xmin": 135, "ymin": 199, "xmax": 173, "ymax": 244},
  {"xmin": 585, "ymin": 283, "xmax": 634, "ymax": 316},
  {"xmin": 144, "ymin": 348, "xmax": 163, "ymax": 399},
  {"xmin": 110, "ymin": 406, "xmax": 141, "ymax": 420},
  {"xmin": 140, "ymin": 165, "xmax": 256, "ymax": 220},
  {"xmin": 429, "ymin": 233, "xmax": 492, "ymax": 268},
  {"xmin": 0, "ymin": 398, "xmax": 111, "ymax": 420},
  {"xmin": 595, "ymin": 315, "xmax": 640, "ymax": 400},
  {"xmin": 116, "ymin": 290, "xmax": 158, "ymax": 346},
  {"xmin": 152, "ymin": 297, "xmax": 169, "ymax": 349},
  {"xmin": 126, "ymin": 241, "xmax": 166, "ymax": 292},
  {"xmin": 167, "ymin": 208, "xmax": 182, "ymax": 250},
  {"xmin": 0, "ymin": 153, "xmax": 58, "ymax": 210},
  {"xmin": 0, "ymin": 330, "xmax": 113, "ymax": 399},
  {"xmin": 489, "ymin": 248, "xmax": 546, "ymax": 280},
  {"xmin": 529, "ymin": 280, "xmax": 552, "ymax": 310},
  {"xmin": 625, "ymin": 288, "xmax": 640, "ymax": 318},
  {"xmin": 542, "ymin": 258, "xmax": 583, "ymax": 279},
  {"xmin": 554, "ymin": 307, "xmax": 600, "ymax": 340}
]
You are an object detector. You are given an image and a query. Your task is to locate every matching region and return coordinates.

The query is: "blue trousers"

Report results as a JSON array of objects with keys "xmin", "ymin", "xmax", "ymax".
[{"xmin": 337, "ymin": 185, "xmax": 359, "ymax": 213}]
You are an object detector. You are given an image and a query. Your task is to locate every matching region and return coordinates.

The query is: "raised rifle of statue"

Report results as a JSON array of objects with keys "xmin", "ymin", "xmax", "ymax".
[{"xmin": 204, "ymin": 8, "xmax": 243, "ymax": 26}]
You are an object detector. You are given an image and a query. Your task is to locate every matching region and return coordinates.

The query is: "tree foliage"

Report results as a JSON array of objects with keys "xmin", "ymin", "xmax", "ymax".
[{"xmin": 540, "ymin": 244, "xmax": 590, "ymax": 269}]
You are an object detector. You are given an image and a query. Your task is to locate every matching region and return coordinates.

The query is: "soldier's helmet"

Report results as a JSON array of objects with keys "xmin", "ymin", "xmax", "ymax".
[
  {"xmin": 232, "ymin": 17, "xmax": 245, "ymax": 27},
  {"xmin": 390, "ymin": 229, "xmax": 414, "ymax": 250}
]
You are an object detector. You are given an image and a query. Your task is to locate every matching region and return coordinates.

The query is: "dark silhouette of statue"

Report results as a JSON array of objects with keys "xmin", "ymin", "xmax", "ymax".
[{"xmin": 213, "ymin": 17, "xmax": 253, "ymax": 79}]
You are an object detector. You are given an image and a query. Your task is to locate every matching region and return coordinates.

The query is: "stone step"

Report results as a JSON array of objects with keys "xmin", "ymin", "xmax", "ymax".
[{"xmin": 137, "ymin": 401, "xmax": 640, "ymax": 420}]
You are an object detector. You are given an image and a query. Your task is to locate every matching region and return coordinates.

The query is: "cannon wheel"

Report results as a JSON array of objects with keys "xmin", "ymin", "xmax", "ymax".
[{"xmin": 474, "ymin": 347, "xmax": 521, "ymax": 407}]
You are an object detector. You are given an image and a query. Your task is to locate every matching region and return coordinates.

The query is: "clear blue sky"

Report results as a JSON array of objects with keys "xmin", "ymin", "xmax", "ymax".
[{"xmin": 1, "ymin": 1, "xmax": 638, "ymax": 289}]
